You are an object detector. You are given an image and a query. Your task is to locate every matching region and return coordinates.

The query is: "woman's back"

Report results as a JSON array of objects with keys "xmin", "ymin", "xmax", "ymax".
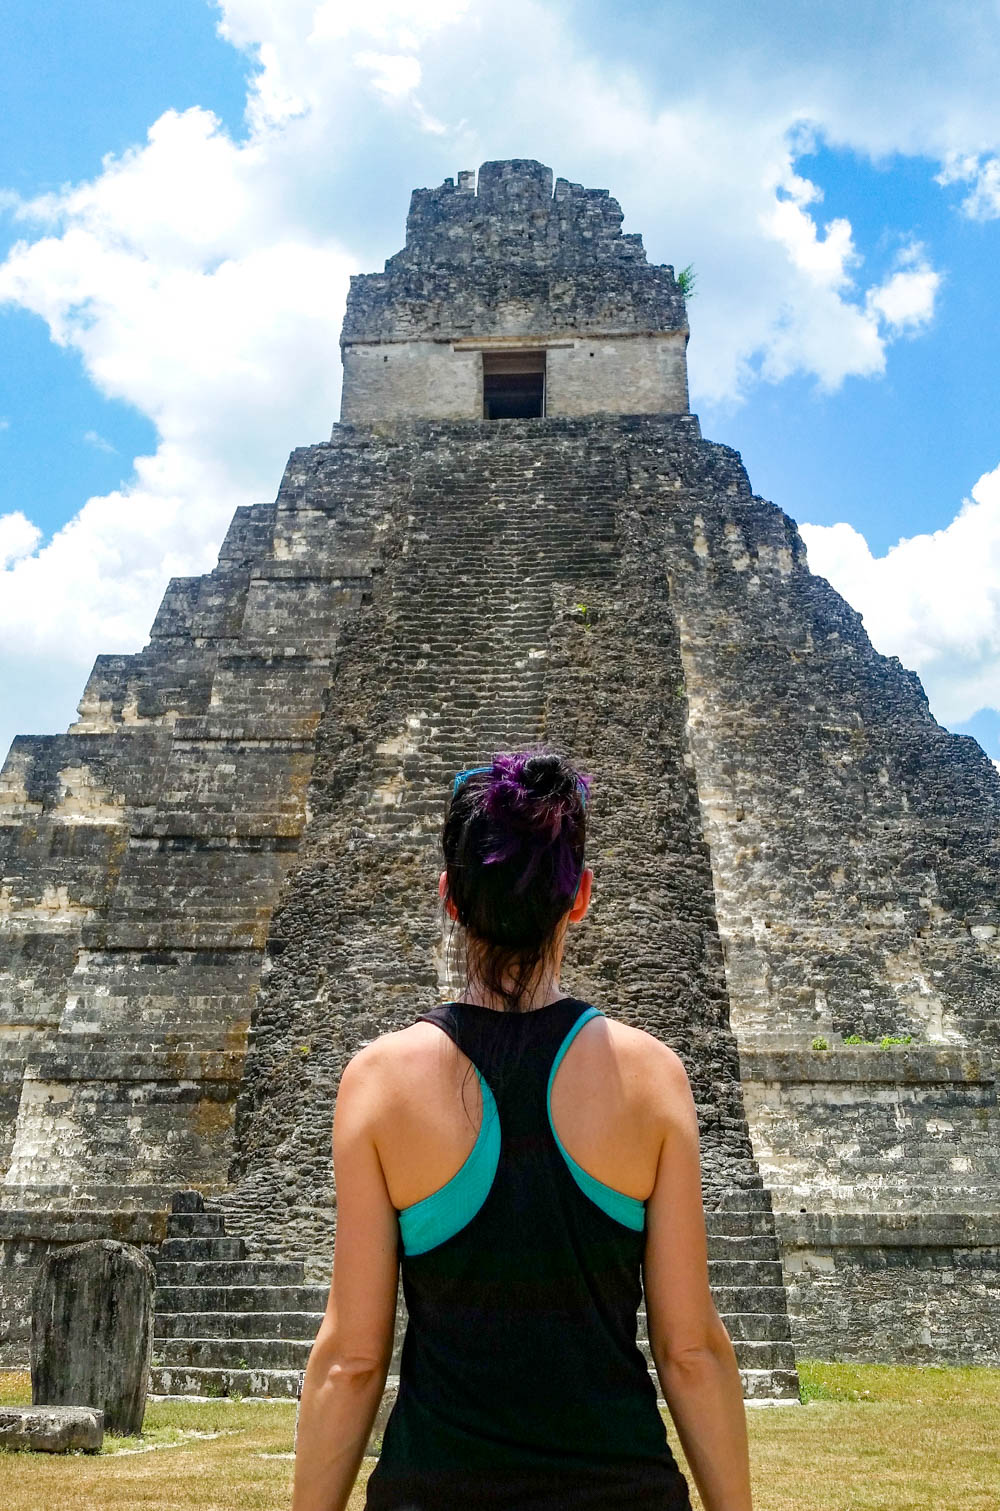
[
  {"xmin": 291, "ymin": 752, "xmax": 751, "ymax": 1511},
  {"xmin": 363, "ymin": 995, "xmax": 693, "ymax": 1511},
  {"xmin": 372, "ymin": 998, "xmax": 664, "ymax": 1214}
]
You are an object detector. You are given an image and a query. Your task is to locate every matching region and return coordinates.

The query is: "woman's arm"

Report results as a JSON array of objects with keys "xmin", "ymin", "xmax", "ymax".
[
  {"xmin": 641, "ymin": 1040, "xmax": 754, "ymax": 1511},
  {"xmin": 291, "ymin": 1044, "xmax": 400, "ymax": 1511}
]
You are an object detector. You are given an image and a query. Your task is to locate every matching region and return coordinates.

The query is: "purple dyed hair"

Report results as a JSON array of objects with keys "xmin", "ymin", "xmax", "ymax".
[{"xmin": 477, "ymin": 751, "xmax": 590, "ymax": 896}]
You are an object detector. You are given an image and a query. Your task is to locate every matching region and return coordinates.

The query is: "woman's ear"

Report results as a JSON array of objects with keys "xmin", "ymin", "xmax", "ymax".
[
  {"xmin": 568, "ymin": 868, "xmax": 593, "ymax": 923},
  {"xmin": 439, "ymin": 870, "xmax": 459, "ymax": 921}
]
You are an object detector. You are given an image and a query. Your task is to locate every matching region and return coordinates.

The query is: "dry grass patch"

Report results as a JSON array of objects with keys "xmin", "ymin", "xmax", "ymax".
[
  {"xmin": 0, "ymin": 1369, "xmax": 31, "ymax": 1403},
  {"xmin": 0, "ymin": 1385, "xmax": 300, "ymax": 1511},
  {"xmin": 712, "ymin": 1359, "xmax": 1000, "ymax": 1511},
  {"xmin": 0, "ymin": 1360, "xmax": 997, "ymax": 1510}
]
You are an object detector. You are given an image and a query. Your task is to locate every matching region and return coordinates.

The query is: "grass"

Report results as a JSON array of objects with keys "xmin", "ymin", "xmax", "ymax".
[{"xmin": 1, "ymin": 1360, "xmax": 998, "ymax": 1510}]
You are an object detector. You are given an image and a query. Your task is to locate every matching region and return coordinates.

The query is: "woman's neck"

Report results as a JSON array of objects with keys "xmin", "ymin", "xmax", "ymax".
[
  {"xmin": 456, "ymin": 964, "xmax": 566, "ymax": 1013},
  {"xmin": 455, "ymin": 924, "xmax": 571, "ymax": 1012}
]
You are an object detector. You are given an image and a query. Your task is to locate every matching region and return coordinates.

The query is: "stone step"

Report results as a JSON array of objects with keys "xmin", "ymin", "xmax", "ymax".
[
  {"xmin": 155, "ymin": 1336, "xmax": 313, "ymax": 1369},
  {"xmin": 394, "ymin": 680, "xmax": 549, "ymax": 694},
  {"xmin": 171, "ymin": 1190, "xmax": 206, "ymax": 1214},
  {"xmin": 637, "ymin": 1336, "xmax": 797, "ymax": 1371},
  {"xmin": 157, "ymin": 1236, "xmax": 248, "ymax": 1262},
  {"xmin": 638, "ymin": 1307, "xmax": 792, "ymax": 1345},
  {"xmin": 704, "ymin": 1211, "xmax": 777, "ymax": 1236},
  {"xmin": 153, "ymin": 1259, "xmax": 306, "ymax": 1286},
  {"xmin": 712, "ymin": 1189, "xmax": 774, "ymax": 1212},
  {"xmin": 394, "ymin": 631, "xmax": 554, "ymax": 643},
  {"xmin": 149, "ymin": 1365, "xmax": 302, "ymax": 1400},
  {"xmin": 713, "ymin": 1284, "xmax": 790, "ymax": 1314},
  {"xmin": 706, "ymin": 1259, "xmax": 785, "ymax": 1286},
  {"xmin": 407, "ymin": 1308, "xmax": 807, "ymax": 1363},
  {"xmin": 156, "ymin": 1310, "xmax": 324, "ymax": 1340},
  {"xmin": 166, "ymin": 1212, "xmax": 227, "ymax": 1238},
  {"xmin": 698, "ymin": 1311, "xmax": 795, "ymax": 1344},
  {"xmin": 0, "ymin": 1184, "xmax": 178, "ymax": 1212},
  {"xmin": 706, "ymin": 1234, "xmax": 782, "ymax": 1260},
  {"xmin": 408, "ymin": 700, "xmax": 545, "ymax": 716},
  {"xmin": 155, "ymin": 1284, "xmax": 328, "ymax": 1313},
  {"xmin": 148, "ymin": 1360, "xmax": 799, "ymax": 1406},
  {"xmin": 394, "ymin": 630, "xmax": 553, "ymax": 644}
]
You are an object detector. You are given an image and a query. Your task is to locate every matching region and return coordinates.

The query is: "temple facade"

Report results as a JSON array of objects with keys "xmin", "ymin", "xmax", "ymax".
[{"xmin": 1, "ymin": 161, "xmax": 997, "ymax": 1403}]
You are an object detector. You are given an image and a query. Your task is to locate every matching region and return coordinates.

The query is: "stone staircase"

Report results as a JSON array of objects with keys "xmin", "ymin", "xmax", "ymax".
[
  {"xmin": 697, "ymin": 1191, "xmax": 799, "ymax": 1401},
  {"xmin": 360, "ymin": 437, "xmax": 625, "ymax": 816},
  {"xmin": 150, "ymin": 1191, "xmax": 323, "ymax": 1400},
  {"xmin": 196, "ymin": 422, "xmax": 799, "ymax": 1405},
  {"xmin": 150, "ymin": 1188, "xmax": 798, "ymax": 1404}
]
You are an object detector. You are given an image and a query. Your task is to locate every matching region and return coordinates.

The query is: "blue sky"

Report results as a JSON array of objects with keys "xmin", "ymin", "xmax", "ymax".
[
  {"xmin": 1, "ymin": 1, "xmax": 999, "ymax": 763},
  {"xmin": 708, "ymin": 143, "xmax": 999, "ymax": 549},
  {"xmin": 0, "ymin": 0, "xmax": 247, "ymax": 540}
]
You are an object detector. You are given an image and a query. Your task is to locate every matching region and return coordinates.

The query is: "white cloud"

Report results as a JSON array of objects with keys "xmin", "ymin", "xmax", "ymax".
[
  {"xmin": 0, "ymin": 512, "xmax": 42, "ymax": 570},
  {"xmin": 749, "ymin": 166, "xmax": 885, "ymax": 391},
  {"xmin": 937, "ymin": 153, "xmax": 1000, "ymax": 221},
  {"xmin": 217, "ymin": 0, "xmax": 469, "ymax": 130},
  {"xmin": 1, "ymin": 0, "xmax": 999, "ymax": 755},
  {"xmin": 801, "ymin": 463, "xmax": 1000, "ymax": 726},
  {"xmin": 0, "ymin": 227, "xmax": 353, "ymax": 655},
  {"xmin": 83, "ymin": 430, "xmax": 117, "ymax": 454},
  {"xmin": 866, "ymin": 245, "xmax": 940, "ymax": 333},
  {"xmin": 764, "ymin": 183, "xmax": 857, "ymax": 289},
  {"xmin": 353, "ymin": 51, "xmax": 422, "ymax": 99},
  {"xmin": 0, "ymin": 451, "xmax": 231, "ymax": 658},
  {"xmin": 0, "ymin": 101, "xmax": 355, "ymax": 758}
]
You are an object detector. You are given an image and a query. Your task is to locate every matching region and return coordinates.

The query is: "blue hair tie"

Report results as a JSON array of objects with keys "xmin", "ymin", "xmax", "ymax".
[
  {"xmin": 452, "ymin": 766, "xmax": 588, "ymax": 808},
  {"xmin": 452, "ymin": 765, "xmax": 493, "ymax": 795}
]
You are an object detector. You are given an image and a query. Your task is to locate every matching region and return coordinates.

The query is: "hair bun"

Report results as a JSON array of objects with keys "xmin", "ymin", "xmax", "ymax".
[
  {"xmin": 475, "ymin": 750, "xmax": 585, "ymax": 845},
  {"xmin": 520, "ymin": 752, "xmax": 575, "ymax": 804}
]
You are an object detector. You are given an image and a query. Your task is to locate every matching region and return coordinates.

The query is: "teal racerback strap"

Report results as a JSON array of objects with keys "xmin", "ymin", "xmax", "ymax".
[
  {"xmin": 398, "ymin": 1068, "xmax": 501, "ymax": 1257},
  {"xmin": 547, "ymin": 1007, "xmax": 646, "ymax": 1231}
]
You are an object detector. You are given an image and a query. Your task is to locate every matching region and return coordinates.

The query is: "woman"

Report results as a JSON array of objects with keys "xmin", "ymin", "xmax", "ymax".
[{"xmin": 292, "ymin": 750, "xmax": 753, "ymax": 1511}]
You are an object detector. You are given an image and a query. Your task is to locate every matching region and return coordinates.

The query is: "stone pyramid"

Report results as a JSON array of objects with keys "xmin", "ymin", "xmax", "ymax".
[{"xmin": 1, "ymin": 161, "xmax": 997, "ymax": 1400}]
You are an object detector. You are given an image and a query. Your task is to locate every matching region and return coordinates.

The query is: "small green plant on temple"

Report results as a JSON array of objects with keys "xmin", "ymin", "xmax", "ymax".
[
  {"xmin": 843, "ymin": 1034, "xmax": 916, "ymax": 1048},
  {"xmin": 676, "ymin": 264, "xmax": 697, "ymax": 298}
]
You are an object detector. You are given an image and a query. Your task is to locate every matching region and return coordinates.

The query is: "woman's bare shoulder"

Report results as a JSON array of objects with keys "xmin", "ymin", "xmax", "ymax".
[
  {"xmin": 596, "ymin": 1012, "xmax": 686, "ymax": 1061},
  {"xmin": 597, "ymin": 1015, "xmax": 693, "ymax": 1103},
  {"xmin": 341, "ymin": 1020, "xmax": 457, "ymax": 1087}
]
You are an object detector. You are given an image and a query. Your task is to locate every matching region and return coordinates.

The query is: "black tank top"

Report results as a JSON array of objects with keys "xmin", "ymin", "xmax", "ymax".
[{"xmin": 364, "ymin": 996, "xmax": 692, "ymax": 1511}]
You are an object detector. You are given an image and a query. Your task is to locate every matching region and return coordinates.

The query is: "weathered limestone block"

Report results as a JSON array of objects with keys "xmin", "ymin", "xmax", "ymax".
[
  {"xmin": 740, "ymin": 1046, "xmax": 999, "ymax": 1212},
  {"xmin": 30, "ymin": 1237, "xmax": 155, "ymax": 1434},
  {"xmin": 0, "ymin": 1404, "xmax": 103, "ymax": 1452},
  {"xmin": 663, "ymin": 473, "xmax": 1000, "ymax": 1051},
  {"xmin": 776, "ymin": 1211, "xmax": 1000, "ymax": 1365}
]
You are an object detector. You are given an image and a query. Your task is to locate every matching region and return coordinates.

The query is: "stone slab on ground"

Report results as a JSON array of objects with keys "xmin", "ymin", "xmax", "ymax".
[{"xmin": 0, "ymin": 1404, "xmax": 103, "ymax": 1452}]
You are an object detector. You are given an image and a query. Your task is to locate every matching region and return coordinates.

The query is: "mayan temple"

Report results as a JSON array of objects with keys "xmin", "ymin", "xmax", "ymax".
[{"xmin": 1, "ymin": 160, "xmax": 998, "ymax": 1409}]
